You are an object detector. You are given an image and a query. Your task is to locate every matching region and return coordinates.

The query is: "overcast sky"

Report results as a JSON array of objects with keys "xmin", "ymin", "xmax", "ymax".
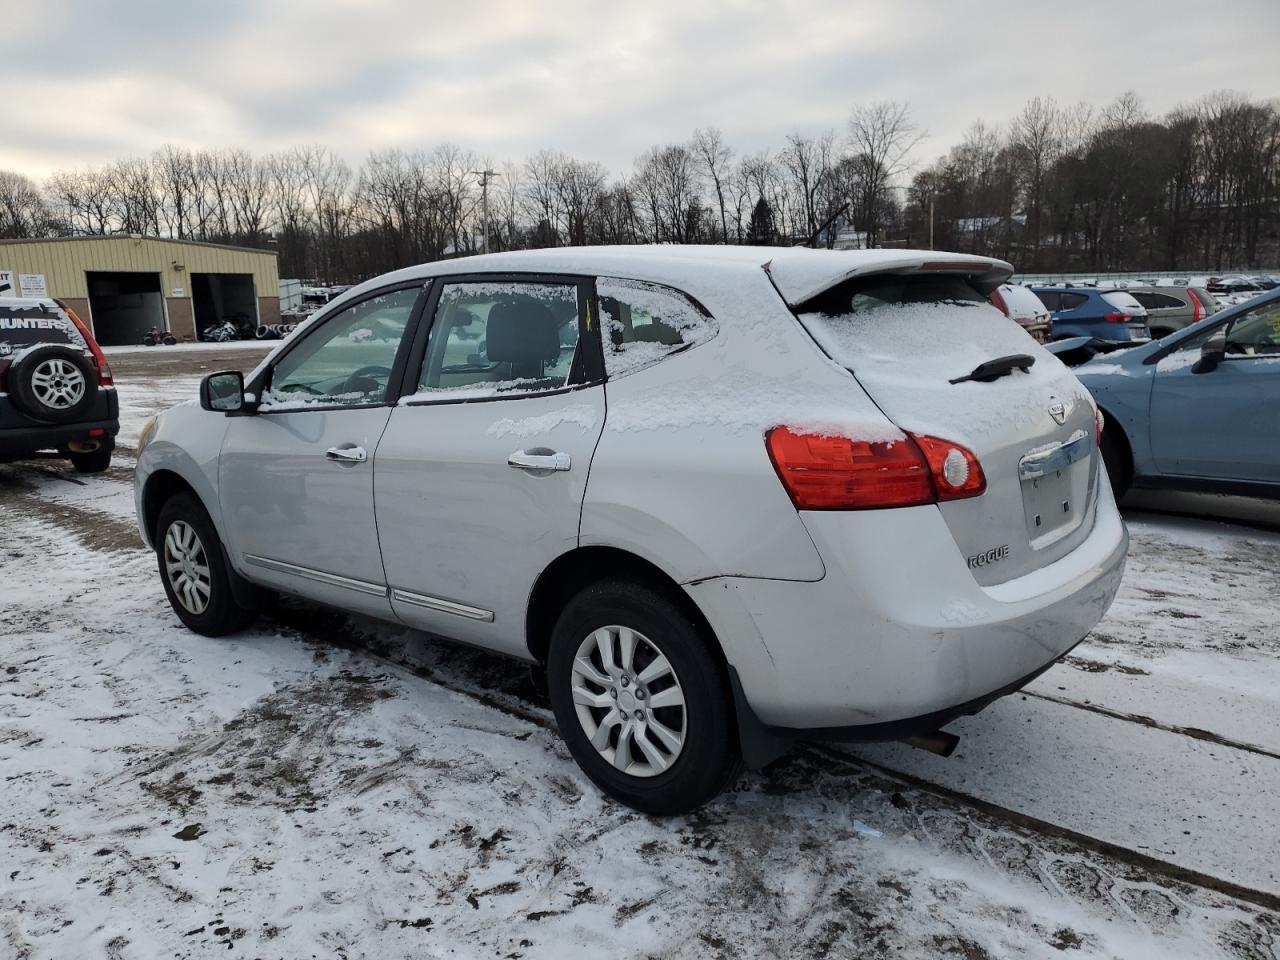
[{"xmin": 2, "ymin": 0, "xmax": 1277, "ymax": 182}]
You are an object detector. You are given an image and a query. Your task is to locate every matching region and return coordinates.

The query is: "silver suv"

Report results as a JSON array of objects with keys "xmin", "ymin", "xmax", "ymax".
[{"xmin": 135, "ymin": 246, "xmax": 1128, "ymax": 814}]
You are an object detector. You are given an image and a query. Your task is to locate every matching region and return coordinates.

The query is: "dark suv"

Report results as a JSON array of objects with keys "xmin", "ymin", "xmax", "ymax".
[{"xmin": 0, "ymin": 293, "xmax": 118, "ymax": 473}]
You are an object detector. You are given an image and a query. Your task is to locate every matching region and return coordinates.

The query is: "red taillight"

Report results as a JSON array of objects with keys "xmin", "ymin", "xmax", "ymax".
[
  {"xmin": 989, "ymin": 288, "xmax": 1009, "ymax": 316},
  {"xmin": 63, "ymin": 306, "xmax": 113, "ymax": 386},
  {"xmin": 765, "ymin": 427, "xmax": 985, "ymax": 510},
  {"xmin": 1102, "ymin": 312, "xmax": 1129, "ymax": 324},
  {"xmin": 1186, "ymin": 289, "xmax": 1204, "ymax": 323},
  {"xmin": 912, "ymin": 434, "xmax": 987, "ymax": 500}
]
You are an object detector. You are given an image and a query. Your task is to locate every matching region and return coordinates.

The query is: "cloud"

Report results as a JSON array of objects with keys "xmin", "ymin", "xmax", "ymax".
[{"xmin": 1, "ymin": 0, "xmax": 1276, "ymax": 180}]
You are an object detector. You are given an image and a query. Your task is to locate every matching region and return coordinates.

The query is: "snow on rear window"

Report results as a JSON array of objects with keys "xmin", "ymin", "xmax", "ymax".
[
  {"xmin": 796, "ymin": 300, "xmax": 1082, "ymax": 440},
  {"xmin": 1101, "ymin": 291, "xmax": 1143, "ymax": 313},
  {"xmin": 597, "ymin": 277, "xmax": 716, "ymax": 379}
]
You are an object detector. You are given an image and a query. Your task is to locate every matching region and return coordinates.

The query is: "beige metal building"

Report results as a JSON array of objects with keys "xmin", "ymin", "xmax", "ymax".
[{"xmin": 0, "ymin": 236, "xmax": 279, "ymax": 346}]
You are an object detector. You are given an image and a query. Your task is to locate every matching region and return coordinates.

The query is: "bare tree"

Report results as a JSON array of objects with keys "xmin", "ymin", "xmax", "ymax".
[
  {"xmin": 692, "ymin": 127, "xmax": 733, "ymax": 242},
  {"xmin": 0, "ymin": 170, "xmax": 60, "ymax": 238},
  {"xmin": 846, "ymin": 101, "xmax": 923, "ymax": 245}
]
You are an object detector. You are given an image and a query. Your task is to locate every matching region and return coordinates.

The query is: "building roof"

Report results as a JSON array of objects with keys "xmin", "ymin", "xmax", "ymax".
[{"xmin": 0, "ymin": 235, "xmax": 277, "ymax": 257}]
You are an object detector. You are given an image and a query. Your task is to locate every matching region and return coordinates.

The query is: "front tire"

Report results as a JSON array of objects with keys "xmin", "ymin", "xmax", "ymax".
[
  {"xmin": 155, "ymin": 493, "xmax": 256, "ymax": 636},
  {"xmin": 547, "ymin": 580, "xmax": 740, "ymax": 815}
]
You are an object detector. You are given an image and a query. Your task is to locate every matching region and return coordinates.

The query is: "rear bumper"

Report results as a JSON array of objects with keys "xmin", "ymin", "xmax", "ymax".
[
  {"xmin": 0, "ymin": 388, "xmax": 118, "ymax": 459},
  {"xmin": 686, "ymin": 480, "xmax": 1128, "ymax": 733},
  {"xmin": 0, "ymin": 415, "xmax": 119, "ymax": 459}
]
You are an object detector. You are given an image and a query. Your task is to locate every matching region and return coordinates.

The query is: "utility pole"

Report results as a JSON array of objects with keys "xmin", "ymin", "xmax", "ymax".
[
  {"xmin": 472, "ymin": 169, "xmax": 499, "ymax": 254},
  {"xmin": 929, "ymin": 196, "xmax": 935, "ymax": 250}
]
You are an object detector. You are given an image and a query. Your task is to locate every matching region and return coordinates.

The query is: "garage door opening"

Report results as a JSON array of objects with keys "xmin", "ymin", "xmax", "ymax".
[
  {"xmin": 192, "ymin": 273, "xmax": 258, "ymax": 339},
  {"xmin": 86, "ymin": 272, "xmax": 165, "ymax": 346}
]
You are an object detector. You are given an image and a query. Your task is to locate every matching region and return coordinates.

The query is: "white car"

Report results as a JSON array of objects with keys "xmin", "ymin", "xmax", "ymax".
[
  {"xmin": 990, "ymin": 282, "xmax": 1053, "ymax": 342},
  {"xmin": 134, "ymin": 246, "xmax": 1127, "ymax": 814}
]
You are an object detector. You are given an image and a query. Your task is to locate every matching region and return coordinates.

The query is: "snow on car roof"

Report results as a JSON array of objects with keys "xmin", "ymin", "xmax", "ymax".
[{"xmin": 338, "ymin": 245, "xmax": 1014, "ymax": 310}]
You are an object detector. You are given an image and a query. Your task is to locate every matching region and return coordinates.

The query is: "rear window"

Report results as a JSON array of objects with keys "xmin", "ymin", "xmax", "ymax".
[
  {"xmin": 801, "ymin": 274, "xmax": 986, "ymax": 317},
  {"xmin": 1101, "ymin": 291, "xmax": 1143, "ymax": 313},
  {"xmin": 794, "ymin": 275, "xmax": 1035, "ymax": 383},
  {"xmin": 996, "ymin": 284, "xmax": 1050, "ymax": 319},
  {"xmin": 0, "ymin": 304, "xmax": 85, "ymax": 357}
]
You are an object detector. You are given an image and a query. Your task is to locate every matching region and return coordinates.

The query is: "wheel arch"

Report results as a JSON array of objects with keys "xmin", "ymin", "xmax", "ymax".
[
  {"xmin": 525, "ymin": 545, "xmax": 723, "ymax": 669},
  {"xmin": 141, "ymin": 468, "xmax": 203, "ymax": 546},
  {"xmin": 1097, "ymin": 402, "xmax": 1135, "ymax": 489}
]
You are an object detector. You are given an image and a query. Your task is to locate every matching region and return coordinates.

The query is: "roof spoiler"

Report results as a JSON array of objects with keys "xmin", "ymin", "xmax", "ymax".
[{"xmin": 764, "ymin": 250, "xmax": 1014, "ymax": 307}]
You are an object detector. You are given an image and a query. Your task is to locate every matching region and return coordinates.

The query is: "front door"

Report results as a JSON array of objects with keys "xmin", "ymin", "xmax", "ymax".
[
  {"xmin": 375, "ymin": 276, "xmax": 604, "ymax": 657},
  {"xmin": 1150, "ymin": 298, "xmax": 1280, "ymax": 483},
  {"xmin": 219, "ymin": 284, "xmax": 425, "ymax": 616}
]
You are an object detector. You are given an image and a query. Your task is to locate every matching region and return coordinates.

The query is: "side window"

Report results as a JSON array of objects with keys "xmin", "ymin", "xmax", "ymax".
[
  {"xmin": 1166, "ymin": 301, "xmax": 1280, "ymax": 359},
  {"xmin": 596, "ymin": 277, "xmax": 716, "ymax": 378},
  {"xmin": 262, "ymin": 286, "xmax": 420, "ymax": 409},
  {"xmin": 1033, "ymin": 291, "xmax": 1060, "ymax": 312},
  {"xmin": 1059, "ymin": 292, "xmax": 1089, "ymax": 310},
  {"xmin": 1224, "ymin": 300, "xmax": 1280, "ymax": 356},
  {"xmin": 414, "ymin": 282, "xmax": 580, "ymax": 399}
]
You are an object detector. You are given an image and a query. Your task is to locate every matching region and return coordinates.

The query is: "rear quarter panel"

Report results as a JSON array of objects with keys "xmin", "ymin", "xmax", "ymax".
[{"xmin": 582, "ymin": 268, "xmax": 897, "ymax": 584}]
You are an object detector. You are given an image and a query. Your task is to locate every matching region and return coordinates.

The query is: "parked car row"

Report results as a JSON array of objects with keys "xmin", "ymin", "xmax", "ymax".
[
  {"xmin": 5, "ymin": 243, "xmax": 1271, "ymax": 816},
  {"xmin": 1053, "ymin": 289, "xmax": 1280, "ymax": 500}
]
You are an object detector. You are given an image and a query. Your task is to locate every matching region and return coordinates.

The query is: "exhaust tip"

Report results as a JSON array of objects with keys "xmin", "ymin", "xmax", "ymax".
[
  {"xmin": 68, "ymin": 440, "xmax": 100, "ymax": 453},
  {"xmin": 902, "ymin": 730, "xmax": 960, "ymax": 758}
]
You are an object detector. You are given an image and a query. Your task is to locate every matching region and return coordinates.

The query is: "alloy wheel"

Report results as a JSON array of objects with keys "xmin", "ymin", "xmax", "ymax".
[
  {"xmin": 164, "ymin": 520, "xmax": 212, "ymax": 615},
  {"xmin": 570, "ymin": 625, "xmax": 687, "ymax": 778},
  {"xmin": 30, "ymin": 358, "xmax": 86, "ymax": 409}
]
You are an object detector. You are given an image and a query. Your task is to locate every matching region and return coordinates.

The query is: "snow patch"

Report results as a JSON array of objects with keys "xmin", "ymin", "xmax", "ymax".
[{"xmin": 486, "ymin": 404, "xmax": 598, "ymax": 438}]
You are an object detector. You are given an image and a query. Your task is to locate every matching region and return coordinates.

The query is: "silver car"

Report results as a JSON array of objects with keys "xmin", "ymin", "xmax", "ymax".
[{"xmin": 134, "ymin": 246, "xmax": 1128, "ymax": 814}]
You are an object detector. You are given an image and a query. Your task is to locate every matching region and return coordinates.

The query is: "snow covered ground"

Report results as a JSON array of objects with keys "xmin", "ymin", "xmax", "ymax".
[{"xmin": 2, "ymin": 361, "xmax": 1279, "ymax": 959}]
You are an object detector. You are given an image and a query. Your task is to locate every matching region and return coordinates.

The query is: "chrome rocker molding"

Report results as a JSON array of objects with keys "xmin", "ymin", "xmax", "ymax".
[
  {"xmin": 243, "ymin": 554, "xmax": 388, "ymax": 598},
  {"xmin": 391, "ymin": 588, "xmax": 495, "ymax": 623},
  {"xmin": 242, "ymin": 555, "xmax": 496, "ymax": 622}
]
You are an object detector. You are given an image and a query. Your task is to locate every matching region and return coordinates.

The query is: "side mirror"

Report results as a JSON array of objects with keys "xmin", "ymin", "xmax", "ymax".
[
  {"xmin": 200, "ymin": 370, "xmax": 247, "ymax": 412},
  {"xmin": 1191, "ymin": 331, "xmax": 1227, "ymax": 374}
]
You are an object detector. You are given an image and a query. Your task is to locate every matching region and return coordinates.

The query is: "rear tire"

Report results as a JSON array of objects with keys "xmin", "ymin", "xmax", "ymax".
[
  {"xmin": 547, "ymin": 579, "xmax": 740, "ymax": 815},
  {"xmin": 1100, "ymin": 424, "xmax": 1132, "ymax": 501},
  {"xmin": 7, "ymin": 345, "xmax": 97, "ymax": 424},
  {"xmin": 155, "ymin": 493, "xmax": 256, "ymax": 636},
  {"xmin": 69, "ymin": 446, "xmax": 112, "ymax": 474}
]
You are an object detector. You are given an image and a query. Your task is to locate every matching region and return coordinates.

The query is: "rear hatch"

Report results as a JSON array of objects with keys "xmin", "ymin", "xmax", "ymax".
[
  {"xmin": 790, "ymin": 270, "xmax": 1100, "ymax": 586},
  {"xmin": 1099, "ymin": 290, "xmax": 1149, "ymax": 338}
]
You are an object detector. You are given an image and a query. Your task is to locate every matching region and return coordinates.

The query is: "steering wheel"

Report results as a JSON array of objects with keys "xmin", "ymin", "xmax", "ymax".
[
  {"xmin": 1225, "ymin": 340, "xmax": 1250, "ymax": 356},
  {"xmin": 342, "ymin": 364, "xmax": 393, "ymax": 395}
]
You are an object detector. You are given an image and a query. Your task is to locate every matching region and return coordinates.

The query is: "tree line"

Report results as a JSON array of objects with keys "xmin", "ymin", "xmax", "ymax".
[{"xmin": 1, "ymin": 92, "xmax": 1276, "ymax": 282}]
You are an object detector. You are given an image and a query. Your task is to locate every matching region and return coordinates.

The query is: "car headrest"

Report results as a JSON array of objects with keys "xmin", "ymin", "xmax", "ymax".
[{"xmin": 486, "ymin": 300, "xmax": 561, "ymax": 365}]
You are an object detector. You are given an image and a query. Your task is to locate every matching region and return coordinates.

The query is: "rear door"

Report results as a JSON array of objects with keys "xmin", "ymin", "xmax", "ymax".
[
  {"xmin": 374, "ymin": 275, "xmax": 604, "ymax": 658},
  {"xmin": 794, "ymin": 274, "xmax": 1099, "ymax": 585},
  {"xmin": 218, "ymin": 284, "xmax": 425, "ymax": 617},
  {"xmin": 1149, "ymin": 299, "xmax": 1280, "ymax": 482}
]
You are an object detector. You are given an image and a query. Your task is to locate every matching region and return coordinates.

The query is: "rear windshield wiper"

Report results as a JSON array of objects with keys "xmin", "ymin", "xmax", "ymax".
[{"xmin": 949, "ymin": 354, "xmax": 1036, "ymax": 385}]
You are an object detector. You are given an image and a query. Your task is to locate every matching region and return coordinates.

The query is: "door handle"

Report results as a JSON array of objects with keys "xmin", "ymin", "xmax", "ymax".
[
  {"xmin": 507, "ymin": 449, "xmax": 571, "ymax": 472},
  {"xmin": 325, "ymin": 444, "xmax": 367, "ymax": 464}
]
